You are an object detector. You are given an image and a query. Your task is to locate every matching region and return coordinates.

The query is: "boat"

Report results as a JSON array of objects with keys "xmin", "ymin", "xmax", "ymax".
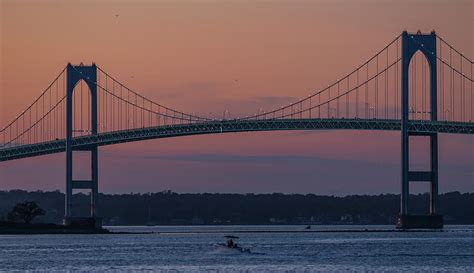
[{"xmin": 216, "ymin": 235, "xmax": 251, "ymax": 253}]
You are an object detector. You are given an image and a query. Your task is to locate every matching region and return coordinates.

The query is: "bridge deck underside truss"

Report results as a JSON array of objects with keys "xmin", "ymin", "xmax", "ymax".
[{"xmin": 1, "ymin": 119, "xmax": 472, "ymax": 162}]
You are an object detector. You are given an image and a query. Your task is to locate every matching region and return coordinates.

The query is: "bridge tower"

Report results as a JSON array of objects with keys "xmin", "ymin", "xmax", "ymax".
[
  {"xmin": 64, "ymin": 63, "xmax": 101, "ymax": 228},
  {"xmin": 398, "ymin": 31, "xmax": 443, "ymax": 228}
]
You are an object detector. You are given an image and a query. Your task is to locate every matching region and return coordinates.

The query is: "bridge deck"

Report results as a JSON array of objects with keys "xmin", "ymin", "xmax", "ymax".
[{"xmin": 1, "ymin": 118, "xmax": 473, "ymax": 162}]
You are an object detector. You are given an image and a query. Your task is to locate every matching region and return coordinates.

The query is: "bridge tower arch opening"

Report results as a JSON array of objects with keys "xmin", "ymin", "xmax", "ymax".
[
  {"xmin": 408, "ymin": 50, "xmax": 432, "ymax": 121},
  {"xmin": 72, "ymin": 79, "xmax": 94, "ymax": 137},
  {"xmin": 398, "ymin": 31, "xmax": 442, "ymax": 229},
  {"xmin": 65, "ymin": 63, "xmax": 100, "ymax": 228}
]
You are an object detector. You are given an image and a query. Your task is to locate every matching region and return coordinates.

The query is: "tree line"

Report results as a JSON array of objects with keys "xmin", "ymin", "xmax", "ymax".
[{"xmin": 0, "ymin": 190, "xmax": 472, "ymax": 225}]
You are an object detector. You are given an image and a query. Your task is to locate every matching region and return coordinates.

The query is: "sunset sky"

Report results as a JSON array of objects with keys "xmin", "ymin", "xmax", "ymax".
[{"xmin": 0, "ymin": 0, "xmax": 472, "ymax": 194}]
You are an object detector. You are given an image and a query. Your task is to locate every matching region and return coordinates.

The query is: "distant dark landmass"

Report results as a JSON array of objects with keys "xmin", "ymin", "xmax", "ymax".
[
  {"xmin": 0, "ymin": 190, "xmax": 472, "ymax": 225},
  {"xmin": 0, "ymin": 221, "xmax": 109, "ymax": 234}
]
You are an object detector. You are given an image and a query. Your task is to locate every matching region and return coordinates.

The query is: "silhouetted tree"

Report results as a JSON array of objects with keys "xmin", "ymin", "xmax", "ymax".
[{"xmin": 7, "ymin": 201, "xmax": 45, "ymax": 224}]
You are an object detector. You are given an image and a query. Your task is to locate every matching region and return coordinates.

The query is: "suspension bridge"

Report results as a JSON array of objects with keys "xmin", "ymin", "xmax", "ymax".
[{"xmin": 0, "ymin": 31, "xmax": 473, "ymax": 228}]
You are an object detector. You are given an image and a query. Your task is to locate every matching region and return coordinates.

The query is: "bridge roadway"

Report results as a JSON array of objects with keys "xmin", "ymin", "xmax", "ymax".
[{"xmin": 1, "ymin": 118, "xmax": 473, "ymax": 162}]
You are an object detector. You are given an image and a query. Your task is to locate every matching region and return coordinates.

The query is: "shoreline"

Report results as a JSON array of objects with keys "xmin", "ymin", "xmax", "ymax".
[
  {"xmin": 0, "ymin": 228, "xmax": 446, "ymax": 235},
  {"xmin": 2, "ymin": 222, "xmax": 463, "ymax": 235},
  {"xmin": 0, "ymin": 228, "xmax": 110, "ymax": 235},
  {"xmin": 0, "ymin": 221, "xmax": 110, "ymax": 235}
]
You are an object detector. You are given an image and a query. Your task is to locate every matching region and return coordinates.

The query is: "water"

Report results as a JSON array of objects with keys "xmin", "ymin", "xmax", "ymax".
[{"xmin": 1, "ymin": 225, "xmax": 473, "ymax": 272}]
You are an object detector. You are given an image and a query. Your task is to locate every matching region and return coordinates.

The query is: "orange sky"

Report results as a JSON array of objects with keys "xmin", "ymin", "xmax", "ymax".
[{"xmin": 0, "ymin": 0, "xmax": 472, "ymax": 194}]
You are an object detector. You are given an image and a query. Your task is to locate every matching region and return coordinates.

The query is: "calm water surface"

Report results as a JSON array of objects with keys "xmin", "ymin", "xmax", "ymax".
[{"xmin": 1, "ymin": 225, "xmax": 473, "ymax": 272}]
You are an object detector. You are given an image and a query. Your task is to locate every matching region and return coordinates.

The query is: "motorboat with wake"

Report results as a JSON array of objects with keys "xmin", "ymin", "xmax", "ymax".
[{"xmin": 216, "ymin": 235, "xmax": 251, "ymax": 253}]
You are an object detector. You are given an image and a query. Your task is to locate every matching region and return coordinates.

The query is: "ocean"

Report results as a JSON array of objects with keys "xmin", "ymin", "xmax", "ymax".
[{"xmin": 1, "ymin": 225, "xmax": 473, "ymax": 272}]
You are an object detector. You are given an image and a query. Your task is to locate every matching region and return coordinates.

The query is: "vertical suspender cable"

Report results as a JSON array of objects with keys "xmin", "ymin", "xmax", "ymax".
[
  {"xmin": 43, "ymin": 93, "xmax": 45, "ymax": 140},
  {"xmin": 385, "ymin": 49, "xmax": 388, "ymax": 119},
  {"xmin": 56, "ymin": 78, "xmax": 58, "ymax": 138},
  {"xmin": 461, "ymin": 55, "xmax": 463, "ymax": 122},
  {"xmin": 112, "ymin": 80, "xmax": 115, "ymax": 131},
  {"xmin": 337, "ymin": 81, "xmax": 340, "ymax": 117},
  {"xmin": 440, "ymin": 43, "xmax": 444, "ymax": 120},
  {"xmin": 318, "ymin": 93, "xmax": 321, "ymax": 118},
  {"xmin": 21, "ymin": 114, "xmax": 24, "ymax": 144},
  {"xmin": 29, "ymin": 103, "xmax": 31, "ymax": 144},
  {"xmin": 366, "ymin": 63, "xmax": 369, "ymax": 118},
  {"xmin": 300, "ymin": 101, "xmax": 302, "ymax": 119},
  {"xmin": 64, "ymin": 72, "xmax": 66, "ymax": 138},
  {"xmin": 103, "ymin": 74, "xmax": 109, "ymax": 131},
  {"xmin": 356, "ymin": 69, "xmax": 359, "ymax": 118},
  {"xmin": 346, "ymin": 76, "xmax": 349, "ymax": 117},
  {"xmin": 309, "ymin": 97, "xmax": 312, "ymax": 118},
  {"xmin": 35, "ymin": 100, "xmax": 38, "ymax": 142},
  {"xmin": 127, "ymin": 88, "xmax": 129, "ymax": 130},
  {"xmin": 375, "ymin": 55, "xmax": 378, "ymax": 118},
  {"xmin": 135, "ymin": 94, "xmax": 137, "ymax": 127},
  {"xmin": 111, "ymin": 80, "xmax": 114, "ymax": 131},
  {"xmin": 48, "ymin": 87, "xmax": 50, "ymax": 141},
  {"xmin": 327, "ymin": 86, "xmax": 330, "ymax": 118},
  {"xmin": 396, "ymin": 38, "xmax": 399, "ymax": 119},
  {"xmin": 118, "ymin": 84, "xmax": 122, "ymax": 130},
  {"xmin": 120, "ymin": 83, "xmax": 123, "ymax": 130},
  {"xmin": 450, "ymin": 47, "xmax": 453, "ymax": 121}
]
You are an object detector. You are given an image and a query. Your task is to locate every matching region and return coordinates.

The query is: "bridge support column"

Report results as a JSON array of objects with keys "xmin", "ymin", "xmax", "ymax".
[
  {"xmin": 398, "ymin": 31, "xmax": 442, "ymax": 229},
  {"xmin": 64, "ymin": 63, "xmax": 101, "ymax": 228}
]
